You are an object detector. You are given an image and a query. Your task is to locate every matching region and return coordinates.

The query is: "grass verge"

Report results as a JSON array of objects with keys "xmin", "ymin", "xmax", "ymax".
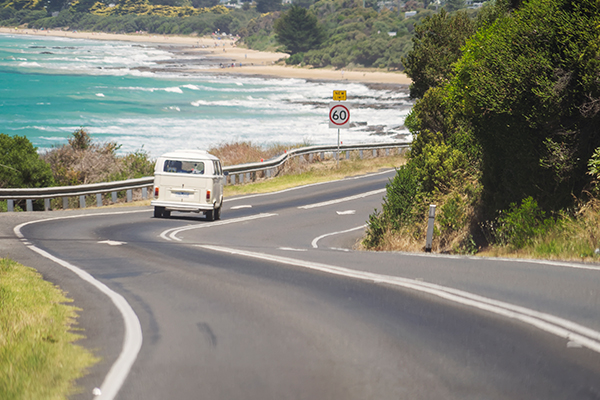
[{"xmin": 0, "ymin": 258, "xmax": 98, "ymax": 400}]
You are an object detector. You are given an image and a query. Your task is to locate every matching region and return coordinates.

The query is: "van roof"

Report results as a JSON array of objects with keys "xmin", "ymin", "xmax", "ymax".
[{"xmin": 158, "ymin": 149, "xmax": 220, "ymax": 161}]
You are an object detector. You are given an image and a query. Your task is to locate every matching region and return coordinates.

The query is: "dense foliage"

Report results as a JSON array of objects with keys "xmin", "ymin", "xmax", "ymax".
[
  {"xmin": 0, "ymin": 134, "xmax": 54, "ymax": 189},
  {"xmin": 365, "ymin": 0, "xmax": 600, "ymax": 255},
  {"xmin": 273, "ymin": 5, "xmax": 324, "ymax": 55},
  {"xmin": 402, "ymin": 9, "xmax": 475, "ymax": 98}
]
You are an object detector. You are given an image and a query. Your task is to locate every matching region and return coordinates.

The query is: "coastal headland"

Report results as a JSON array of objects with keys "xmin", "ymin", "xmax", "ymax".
[{"xmin": 0, "ymin": 27, "xmax": 411, "ymax": 85}]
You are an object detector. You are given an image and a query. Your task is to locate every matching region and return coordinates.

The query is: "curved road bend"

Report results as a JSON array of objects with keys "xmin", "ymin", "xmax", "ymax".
[{"xmin": 6, "ymin": 169, "xmax": 600, "ymax": 400}]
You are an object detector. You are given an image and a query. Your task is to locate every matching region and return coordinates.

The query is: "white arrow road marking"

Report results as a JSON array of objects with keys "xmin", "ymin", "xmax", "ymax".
[
  {"xmin": 159, "ymin": 213, "xmax": 278, "ymax": 242},
  {"xmin": 230, "ymin": 205, "xmax": 253, "ymax": 210},
  {"xmin": 198, "ymin": 244, "xmax": 600, "ymax": 355},
  {"xmin": 298, "ymin": 189, "xmax": 386, "ymax": 210},
  {"xmin": 312, "ymin": 225, "xmax": 367, "ymax": 249},
  {"xmin": 336, "ymin": 210, "xmax": 356, "ymax": 215},
  {"xmin": 98, "ymin": 240, "xmax": 127, "ymax": 246},
  {"xmin": 14, "ymin": 209, "xmax": 147, "ymax": 400}
]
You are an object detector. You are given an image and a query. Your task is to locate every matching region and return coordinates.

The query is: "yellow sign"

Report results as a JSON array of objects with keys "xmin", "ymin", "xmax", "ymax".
[{"xmin": 333, "ymin": 90, "xmax": 347, "ymax": 101}]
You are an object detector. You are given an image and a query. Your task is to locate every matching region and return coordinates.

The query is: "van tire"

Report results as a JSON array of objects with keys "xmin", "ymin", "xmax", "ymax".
[
  {"xmin": 214, "ymin": 206, "xmax": 221, "ymax": 221},
  {"xmin": 206, "ymin": 209, "xmax": 215, "ymax": 221},
  {"xmin": 154, "ymin": 206, "xmax": 165, "ymax": 218}
]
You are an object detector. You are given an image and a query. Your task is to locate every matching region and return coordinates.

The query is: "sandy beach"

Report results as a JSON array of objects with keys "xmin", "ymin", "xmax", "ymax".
[{"xmin": 0, "ymin": 27, "xmax": 411, "ymax": 85}]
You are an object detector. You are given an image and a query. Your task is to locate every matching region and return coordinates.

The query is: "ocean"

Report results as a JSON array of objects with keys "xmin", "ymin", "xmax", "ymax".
[{"xmin": 0, "ymin": 33, "xmax": 412, "ymax": 158}]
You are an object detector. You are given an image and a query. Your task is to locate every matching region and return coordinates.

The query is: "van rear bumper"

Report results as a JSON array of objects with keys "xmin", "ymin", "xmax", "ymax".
[{"xmin": 151, "ymin": 200, "xmax": 215, "ymax": 212}]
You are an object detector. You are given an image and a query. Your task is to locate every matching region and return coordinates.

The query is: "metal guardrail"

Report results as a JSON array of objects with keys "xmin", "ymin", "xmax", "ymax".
[{"xmin": 0, "ymin": 141, "xmax": 409, "ymax": 212}]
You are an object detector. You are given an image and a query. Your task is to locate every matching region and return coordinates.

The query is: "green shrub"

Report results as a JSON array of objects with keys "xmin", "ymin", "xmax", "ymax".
[{"xmin": 494, "ymin": 196, "xmax": 554, "ymax": 249}]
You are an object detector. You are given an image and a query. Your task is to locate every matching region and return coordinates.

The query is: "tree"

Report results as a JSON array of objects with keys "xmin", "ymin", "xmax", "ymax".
[
  {"xmin": 401, "ymin": 9, "xmax": 475, "ymax": 98},
  {"xmin": 449, "ymin": 0, "xmax": 600, "ymax": 213},
  {"xmin": 0, "ymin": 134, "xmax": 54, "ymax": 189},
  {"xmin": 273, "ymin": 5, "xmax": 324, "ymax": 55},
  {"xmin": 255, "ymin": 0, "xmax": 281, "ymax": 13}
]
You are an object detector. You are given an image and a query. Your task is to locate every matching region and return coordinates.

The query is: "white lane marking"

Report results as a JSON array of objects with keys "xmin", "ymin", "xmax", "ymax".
[
  {"xmin": 312, "ymin": 225, "xmax": 367, "ymax": 249},
  {"xmin": 298, "ymin": 189, "xmax": 386, "ymax": 210},
  {"xmin": 337, "ymin": 210, "xmax": 356, "ymax": 215},
  {"xmin": 230, "ymin": 205, "xmax": 252, "ymax": 210},
  {"xmin": 279, "ymin": 247, "xmax": 308, "ymax": 252},
  {"xmin": 98, "ymin": 240, "xmax": 127, "ymax": 246},
  {"xmin": 391, "ymin": 250, "xmax": 600, "ymax": 272},
  {"xmin": 228, "ymin": 169, "xmax": 396, "ymax": 203},
  {"xmin": 14, "ymin": 211, "xmax": 146, "ymax": 400},
  {"xmin": 197, "ymin": 245, "xmax": 600, "ymax": 354},
  {"xmin": 159, "ymin": 213, "xmax": 278, "ymax": 242}
]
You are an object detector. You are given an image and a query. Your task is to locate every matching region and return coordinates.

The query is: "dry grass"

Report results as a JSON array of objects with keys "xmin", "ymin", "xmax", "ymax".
[{"xmin": 208, "ymin": 141, "xmax": 306, "ymax": 167}]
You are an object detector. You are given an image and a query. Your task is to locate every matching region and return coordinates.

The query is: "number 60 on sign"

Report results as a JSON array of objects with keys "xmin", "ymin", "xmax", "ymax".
[{"xmin": 329, "ymin": 103, "xmax": 350, "ymax": 129}]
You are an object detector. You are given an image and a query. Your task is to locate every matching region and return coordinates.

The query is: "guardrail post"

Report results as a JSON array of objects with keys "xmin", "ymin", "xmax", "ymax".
[
  {"xmin": 309, "ymin": 153, "xmax": 313, "ymax": 163},
  {"xmin": 62, "ymin": 197, "xmax": 68, "ymax": 210},
  {"xmin": 7, "ymin": 199, "xmax": 14, "ymax": 212},
  {"xmin": 79, "ymin": 195, "xmax": 86, "ymax": 209},
  {"xmin": 246, "ymin": 173, "xmax": 250, "ymax": 183},
  {"xmin": 127, "ymin": 189, "xmax": 132, "ymax": 203},
  {"xmin": 320, "ymin": 152, "xmax": 324, "ymax": 160},
  {"xmin": 359, "ymin": 150, "xmax": 363, "ymax": 159},
  {"xmin": 111, "ymin": 191, "xmax": 117, "ymax": 203},
  {"xmin": 373, "ymin": 149, "xmax": 377, "ymax": 157},
  {"xmin": 26, "ymin": 199, "xmax": 33, "ymax": 212},
  {"xmin": 266, "ymin": 169, "xmax": 271, "ymax": 178},
  {"xmin": 44, "ymin": 198, "xmax": 51, "ymax": 211},
  {"xmin": 231, "ymin": 174, "xmax": 236, "ymax": 185},
  {"xmin": 97, "ymin": 193, "xmax": 103, "ymax": 207},
  {"xmin": 386, "ymin": 148, "xmax": 390, "ymax": 156},
  {"xmin": 425, "ymin": 204, "xmax": 436, "ymax": 253},
  {"xmin": 142, "ymin": 187, "xmax": 147, "ymax": 200}
]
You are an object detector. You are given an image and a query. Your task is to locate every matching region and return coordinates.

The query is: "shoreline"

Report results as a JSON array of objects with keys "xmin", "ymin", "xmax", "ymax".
[{"xmin": 0, "ymin": 27, "xmax": 412, "ymax": 85}]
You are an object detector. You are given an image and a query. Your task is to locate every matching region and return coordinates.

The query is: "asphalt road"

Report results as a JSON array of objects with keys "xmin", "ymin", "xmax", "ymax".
[{"xmin": 3, "ymin": 169, "xmax": 600, "ymax": 400}]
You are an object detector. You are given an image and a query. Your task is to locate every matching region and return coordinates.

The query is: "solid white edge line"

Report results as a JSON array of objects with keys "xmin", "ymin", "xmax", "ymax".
[
  {"xmin": 197, "ymin": 244, "xmax": 600, "ymax": 354},
  {"xmin": 312, "ymin": 225, "xmax": 367, "ymax": 249},
  {"xmin": 299, "ymin": 188, "xmax": 386, "ymax": 210},
  {"xmin": 13, "ymin": 211, "xmax": 146, "ymax": 400},
  {"xmin": 158, "ymin": 213, "xmax": 278, "ymax": 242}
]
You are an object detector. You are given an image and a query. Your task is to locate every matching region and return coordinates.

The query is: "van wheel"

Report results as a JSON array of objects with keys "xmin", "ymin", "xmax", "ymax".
[
  {"xmin": 214, "ymin": 206, "xmax": 221, "ymax": 221},
  {"xmin": 206, "ymin": 209, "xmax": 215, "ymax": 221},
  {"xmin": 154, "ymin": 206, "xmax": 165, "ymax": 218},
  {"xmin": 163, "ymin": 210, "xmax": 171, "ymax": 218}
]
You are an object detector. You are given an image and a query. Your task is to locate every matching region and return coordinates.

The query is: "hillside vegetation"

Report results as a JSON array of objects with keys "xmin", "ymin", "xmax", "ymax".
[
  {"xmin": 0, "ymin": 0, "xmax": 487, "ymax": 70},
  {"xmin": 364, "ymin": 0, "xmax": 600, "ymax": 261}
]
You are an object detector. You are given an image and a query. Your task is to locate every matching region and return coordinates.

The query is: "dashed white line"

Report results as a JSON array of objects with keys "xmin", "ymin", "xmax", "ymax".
[
  {"xmin": 197, "ymin": 244, "xmax": 600, "ymax": 354},
  {"xmin": 298, "ymin": 189, "xmax": 386, "ymax": 209}
]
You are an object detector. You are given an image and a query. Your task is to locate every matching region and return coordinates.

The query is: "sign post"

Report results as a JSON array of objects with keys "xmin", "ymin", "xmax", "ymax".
[{"xmin": 329, "ymin": 91, "xmax": 350, "ymax": 167}]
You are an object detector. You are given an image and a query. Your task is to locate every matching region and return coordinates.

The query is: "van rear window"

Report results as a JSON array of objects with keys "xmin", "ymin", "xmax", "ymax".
[{"xmin": 163, "ymin": 160, "xmax": 205, "ymax": 174}]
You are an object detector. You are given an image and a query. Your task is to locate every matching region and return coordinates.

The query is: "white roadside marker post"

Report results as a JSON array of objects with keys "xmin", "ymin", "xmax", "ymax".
[{"xmin": 425, "ymin": 204, "xmax": 436, "ymax": 253}]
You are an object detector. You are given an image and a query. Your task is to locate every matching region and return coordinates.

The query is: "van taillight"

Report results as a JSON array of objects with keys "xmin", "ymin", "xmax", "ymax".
[
  {"xmin": 206, "ymin": 190, "xmax": 211, "ymax": 201},
  {"xmin": 154, "ymin": 187, "xmax": 159, "ymax": 198}
]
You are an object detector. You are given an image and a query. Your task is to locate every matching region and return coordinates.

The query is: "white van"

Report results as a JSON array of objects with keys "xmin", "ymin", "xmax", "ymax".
[{"xmin": 151, "ymin": 150, "xmax": 226, "ymax": 220}]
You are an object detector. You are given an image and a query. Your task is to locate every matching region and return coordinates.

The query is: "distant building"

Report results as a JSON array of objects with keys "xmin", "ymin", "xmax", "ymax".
[{"xmin": 405, "ymin": 10, "xmax": 417, "ymax": 17}]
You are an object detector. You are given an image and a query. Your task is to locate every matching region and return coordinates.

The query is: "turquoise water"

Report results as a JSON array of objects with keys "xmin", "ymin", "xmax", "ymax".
[{"xmin": 0, "ymin": 33, "xmax": 411, "ymax": 157}]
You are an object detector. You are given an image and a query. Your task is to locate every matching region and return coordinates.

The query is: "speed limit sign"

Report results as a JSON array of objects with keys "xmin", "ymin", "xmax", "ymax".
[{"xmin": 329, "ymin": 103, "xmax": 350, "ymax": 129}]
